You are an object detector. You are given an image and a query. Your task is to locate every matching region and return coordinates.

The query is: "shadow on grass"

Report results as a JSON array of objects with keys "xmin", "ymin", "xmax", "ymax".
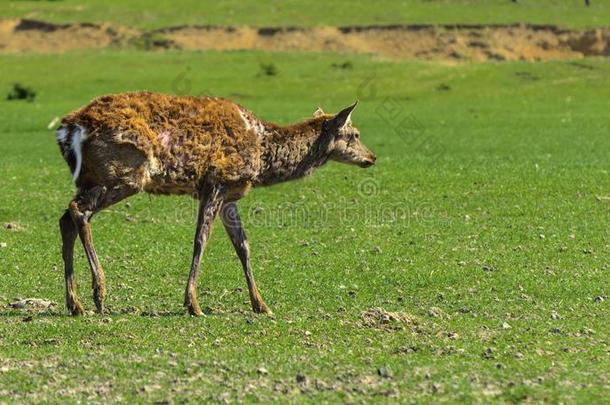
[
  {"xmin": 0, "ymin": 308, "xmax": 189, "ymax": 318},
  {"xmin": 0, "ymin": 307, "xmax": 255, "ymax": 319}
]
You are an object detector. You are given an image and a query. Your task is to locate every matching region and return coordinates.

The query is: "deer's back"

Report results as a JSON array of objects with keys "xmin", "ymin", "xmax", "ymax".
[{"xmin": 61, "ymin": 92, "xmax": 262, "ymax": 194}]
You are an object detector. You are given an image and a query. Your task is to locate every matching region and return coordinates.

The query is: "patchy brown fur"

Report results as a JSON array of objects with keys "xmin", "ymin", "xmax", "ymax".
[
  {"xmin": 56, "ymin": 92, "xmax": 376, "ymax": 316},
  {"xmin": 61, "ymin": 92, "xmax": 261, "ymax": 195}
]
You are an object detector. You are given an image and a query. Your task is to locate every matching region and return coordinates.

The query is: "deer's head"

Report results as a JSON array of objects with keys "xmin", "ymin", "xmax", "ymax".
[{"xmin": 316, "ymin": 102, "xmax": 376, "ymax": 168}]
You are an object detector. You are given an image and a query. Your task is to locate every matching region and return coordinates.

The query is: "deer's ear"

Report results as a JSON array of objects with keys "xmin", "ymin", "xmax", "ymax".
[
  {"xmin": 313, "ymin": 107, "xmax": 325, "ymax": 118},
  {"xmin": 331, "ymin": 101, "xmax": 358, "ymax": 129}
]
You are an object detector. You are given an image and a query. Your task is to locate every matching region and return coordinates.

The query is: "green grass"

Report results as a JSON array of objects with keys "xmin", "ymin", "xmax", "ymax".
[
  {"xmin": 0, "ymin": 50, "xmax": 609, "ymax": 402},
  {"xmin": 2, "ymin": 0, "xmax": 610, "ymax": 29}
]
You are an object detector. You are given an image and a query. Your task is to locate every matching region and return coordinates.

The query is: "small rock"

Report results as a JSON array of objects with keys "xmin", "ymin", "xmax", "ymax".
[
  {"xmin": 594, "ymin": 296, "xmax": 606, "ymax": 303},
  {"xmin": 428, "ymin": 307, "xmax": 443, "ymax": 318},
  {"xmin": 482, "ymin": 264, "xmax": 497, "ymax": 272},
  {"xmin": 257, "ymin": 367, "xmax": 268, "ymax": 375},
  {"xmin": 377, "ymin": 366, "xmax": 393, "ymax": 378},
  {"xmin": 0, "ymin": 242, "xmax": 7, "ymax": 248},
  {"xmin": 501, "ymin": 322, "xmax": 511, "ymax": 330},
  {"xmin": 550, "ymin": 310, "xmax": 561, "ymax": 320},
  {"xmin": 120, "ymin": 306, "xmax": 140, "ymax": 314},
  {"xmin": 457, "ymin": 261, "xmax": 466, "ymax": 267},
  {"xmin": 315, "ymin": 379, "xmax": 328, "ymax": 390},
  {"xmin": 482, "ymin": 347, "xmax": 495, "ymax": 359},
  {"xmin": 447, "ymin": 331, "xmax": 459, "ymax": 340}
]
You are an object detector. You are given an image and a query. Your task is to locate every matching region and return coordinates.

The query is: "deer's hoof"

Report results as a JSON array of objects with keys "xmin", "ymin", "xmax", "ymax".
[
  {"xmin": 186, "ymin": 303, "xmax": 204, "ymax": 317},
  {"xmin": 253, "ymin": 303, "xmax": 273, "ymax": 315},
  {"xmin": 69, "ymin": 301, "xmax": 85, "ymax": 316}
]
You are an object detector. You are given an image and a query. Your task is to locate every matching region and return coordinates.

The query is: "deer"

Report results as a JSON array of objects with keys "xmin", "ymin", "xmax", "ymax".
[{"xmin": 56, "ymin": 92, "xmax": 376, "ymax": 316}]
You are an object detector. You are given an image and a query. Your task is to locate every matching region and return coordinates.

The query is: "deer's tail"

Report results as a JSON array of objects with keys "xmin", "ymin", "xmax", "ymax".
[{"xmin": 57, "ymin": 124, "xmax": 88, "ymax": 182}]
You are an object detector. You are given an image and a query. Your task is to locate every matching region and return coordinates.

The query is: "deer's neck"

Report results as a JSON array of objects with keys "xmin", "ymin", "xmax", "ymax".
[{"xmin": 254, "ymin": 117, "xmax": 330, "ymax": 186}]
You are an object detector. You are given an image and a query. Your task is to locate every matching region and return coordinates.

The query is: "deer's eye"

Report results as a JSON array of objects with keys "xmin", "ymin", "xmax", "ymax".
[{"xmin": 349, "ymin": 133, "xmax": 359, "ymax": 142}]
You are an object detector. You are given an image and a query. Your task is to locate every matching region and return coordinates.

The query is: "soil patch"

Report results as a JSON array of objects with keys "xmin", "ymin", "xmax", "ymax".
[
  {"xmin": 2, "ymin": 19, "xmax": 610, "ymax": 61},
  {"xmin": 9, "ymin": 298, "xmax": 56, "ymax": 311},
  {"xmin": 360, "ymin": 307, "xmax": 418, "ymax": 330},
  {"xmin": 0, "ymin": 19, "xmax": 136, "ymax": 53}
]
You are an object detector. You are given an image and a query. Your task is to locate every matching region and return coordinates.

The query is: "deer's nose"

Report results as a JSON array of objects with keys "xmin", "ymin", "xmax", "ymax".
[{"xmin": 360, "ymin": 154, "xmax": 376, "ymax": 168}]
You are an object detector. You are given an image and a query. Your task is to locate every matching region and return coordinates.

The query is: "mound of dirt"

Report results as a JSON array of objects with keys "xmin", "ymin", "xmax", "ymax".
[
  {"xmin": 1, "ymin": 19, "xmax": 610, "ymax": 61},
  {"xmin": 360, "ymin": 307, "xmax": 418, "ymax": 330},
  {"xmin": 9, "ymin": 298, "xmax": 56, "ymax": 311}
]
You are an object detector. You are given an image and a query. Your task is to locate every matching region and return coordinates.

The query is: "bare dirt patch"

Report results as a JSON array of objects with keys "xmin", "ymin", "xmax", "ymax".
[
  {"xmin": 0, "ymin": 19, "xmax": 135, "ymax": 53},
  {"xmin": 1, "ymin": 19, "xmax": 610, "ymax": 61},
  {"xmin": 9, "ymin": 298, "xmax": 56, "ymax": 311},
  {"xmin": 360, "ymin": 307, "xmax": 418, "ymax": 330}
]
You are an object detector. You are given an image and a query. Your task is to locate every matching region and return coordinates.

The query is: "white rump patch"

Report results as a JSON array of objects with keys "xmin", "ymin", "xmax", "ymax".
[
  {"xmin": 56, "ymin": 127, "xmax": 69, "ymax": 144},
  {"xmin": 56, "ymin": 125, "xmax": 88, "ymax": 182},
  {"xmin": 70, "ymin": 126, "xmax": 87, "ymax": 181}
]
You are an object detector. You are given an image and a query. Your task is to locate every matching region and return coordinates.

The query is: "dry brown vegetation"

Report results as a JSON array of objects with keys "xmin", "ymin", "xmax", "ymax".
[{"xmin": 2, "ymin": 19, "xmax": 610, "ymax": 61}]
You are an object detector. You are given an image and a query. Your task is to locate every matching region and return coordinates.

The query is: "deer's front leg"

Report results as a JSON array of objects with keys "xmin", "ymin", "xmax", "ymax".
[
  {"xmin": 221, "ymin": 202, "xmax": 272, "ymax": 314},
  {"xmin": 184, "ymin": 184, "xmax": 224, "ymax": 316}
]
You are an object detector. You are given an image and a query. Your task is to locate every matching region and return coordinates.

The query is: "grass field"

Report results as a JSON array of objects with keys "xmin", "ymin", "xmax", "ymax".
[
  {"xmin": 3, "ymin": 0, "xmax": 610, "ymax": 29},
  {"xmin": 1, "ymin": 49, "xmax": 609, "ymax": 402},
  {"xmin": 1, "ymin": 0, "xmax": 610, "ymax": 402}
]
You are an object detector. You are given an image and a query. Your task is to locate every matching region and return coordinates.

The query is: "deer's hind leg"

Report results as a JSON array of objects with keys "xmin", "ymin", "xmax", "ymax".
[
  {"xmin": 60, "ymin": 209, "xmax": 84, "ymax": 316},
  {"xmin": 68, "ymin": 185, "xmax": 137, "ymax": 314}
]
